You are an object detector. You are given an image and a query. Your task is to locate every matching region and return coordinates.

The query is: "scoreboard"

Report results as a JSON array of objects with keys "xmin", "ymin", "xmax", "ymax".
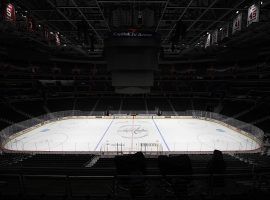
[{"xmin": 105, "ymin": 31, "xmax": 160, "ymax": 94}]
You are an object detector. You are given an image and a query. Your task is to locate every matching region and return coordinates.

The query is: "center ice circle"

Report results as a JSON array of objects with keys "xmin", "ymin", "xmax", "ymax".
[{"xmin": 117, "ymin": 124, "xmax": 149, "ymax": 139}]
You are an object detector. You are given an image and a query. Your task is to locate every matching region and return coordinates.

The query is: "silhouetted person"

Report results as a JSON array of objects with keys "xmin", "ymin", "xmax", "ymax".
[
  {"xmin": 114, "ymin": 154, "xmax": 136, "ymax": 192},
  {"xmin": 128, "ymin": 152, "xmax": 147, "ymax": 198},
  {"xmin": 158, "ymin": 155, "xmax": 193, "ymax": 199},
  {"xmin": 114, "ymin": 155, "xmax": 130, "ymax": 175},
  {"xmin": 158, "ymin": 155, "xmax": 170, "ymax": 176},
  {"xmin": 133, "ymin": 151, "xmax": 146, "ymax": 174},
  {"xmin": 207, "ymin": 150, "xmax": 227, "ymax": 188},
  {"xmin": 104, "ymin": 109, "xmax": 109, "ymax": 116},
  {"xmin": 170, "ymin": 155, "xmax": 193, "ymax": 199},
  {"xmin": 129, "ymin": 168, "xmax": 147, "ymax": 198},
  {"xmin": 115, "ymin": 152, "xmax": 148, "ymax": 198}
]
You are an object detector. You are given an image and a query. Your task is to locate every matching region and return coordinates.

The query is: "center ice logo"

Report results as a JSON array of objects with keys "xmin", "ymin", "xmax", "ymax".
[{"xmin": 117, "ymin": 125, "xmax": 148, "ymax": 138}]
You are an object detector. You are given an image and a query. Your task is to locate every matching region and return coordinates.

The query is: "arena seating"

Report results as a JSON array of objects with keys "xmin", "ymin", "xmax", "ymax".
[
  {"xmin": 146, "ymin": 98, "xmax": 172, "ymax": 111},
  {"xmin": 94, "ymin": 98, "xmax": 121, "ymax": 112},
  {"xmin": 122, "ymin": 98, "xmax": 146, "ymax": 111},
  {"xmin": 170, "ymin": 98, "xmax": 193, "ymax": 111},
  {"xmin": 46, "ymin": 99, "xmax": 75, "ymax": 112},
  {"xmin": 0, "ymin": 106, "xmax": 26, "ymax": 126},
  {"xmin": 90, "ymin": 153, "xmax": 253, "ymax": 175},
  {"xmin": 78, "ymin": 98, "xmax": 99, "ymax": 111},
  {"xmin": 0, "ymin": 151, "xmax": 269, "ymax": 200},
  {"xmin": 0, "ymin": 153, "xmax": 29, "ymax": 167},
  {"xmin": 10, "ymin": 101, "xmax": 47, "ymax": 118},
  {"xmin": 9, "ymin": 154, "xmax": 94, "ymax": 168},
  {"xmin": 0, "ymin": 152, "xmax": 258, "ymax": 172},
  {"xmin": 235, "ymin": 153, "xmax": 270, "ymax": 170},
  {"xmin": 220, "ymin": 101, "xmax": 254, "ymax": 117}
]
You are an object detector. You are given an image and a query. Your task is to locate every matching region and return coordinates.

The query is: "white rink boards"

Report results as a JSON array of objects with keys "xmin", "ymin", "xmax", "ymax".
[{"xmin": 4, "ymin": 117, "xmax": 260, "ymax": 152}]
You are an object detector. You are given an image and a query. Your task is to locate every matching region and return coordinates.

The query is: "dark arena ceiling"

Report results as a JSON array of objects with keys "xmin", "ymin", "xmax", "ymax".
[
  {"xmin": 16, "ymin": 0, "xmax": 256, "ymax": 46},
  {"xmin": 0, "ymin": 0, "xmax": 270, "ymax": 101},
  {"xmin": 1, "ymin": 0, "xmax": 269, "ymax": 59}
]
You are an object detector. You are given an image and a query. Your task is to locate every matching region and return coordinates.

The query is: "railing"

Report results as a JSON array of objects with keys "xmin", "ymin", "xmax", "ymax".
[{"xmin": 0, "ymin": 110, "xmax": 264, "ymax": 153}]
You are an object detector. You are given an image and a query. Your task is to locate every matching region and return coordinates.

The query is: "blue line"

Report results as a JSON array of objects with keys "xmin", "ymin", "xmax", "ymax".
[
  {"xmin": 94, "ymin": 119, "xmax": 114, "ymax": 151},
  {"xmin": 152, "ymin": 118, "xmax": 170, "ymax": 151}
]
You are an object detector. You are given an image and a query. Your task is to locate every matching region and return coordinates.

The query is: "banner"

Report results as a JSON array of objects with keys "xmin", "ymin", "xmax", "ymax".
[
  {"xmin": 5, "ymin": 3, "xmax": 15, "ymax": 22},
  {"xmin": 55, "ymin": 32, "xmax": 61, "ymax": 46},
  {"xmin": 211, "ymin": 29, "xmax": 218, "ymax": 45},
  {"xmin": 247, "ymin": 4, "xmax": 260, "ymax": 26},
  {"xmin": 220, "ymin": 23, "xmax": 229, "ymax": 41},
  {"xmin": 205, "ymin": 33, "xmax": 211, "ymax": 48},
  {"xmin": 27, "ymin": 15, "xmax": 36, "ymax": 32},
  {"xmin": 5, "ymin": 3, "xmax": 16, "ymax": 22},
  {"xmin": 232, "ymin": 13, "xmax": 242, "ymax": 34}
]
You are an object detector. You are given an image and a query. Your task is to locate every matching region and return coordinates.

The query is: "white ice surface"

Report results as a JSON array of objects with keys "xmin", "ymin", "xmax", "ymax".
[{"xmin": 4, "ymin": 118, "xmax": 260, "ymax": 152}]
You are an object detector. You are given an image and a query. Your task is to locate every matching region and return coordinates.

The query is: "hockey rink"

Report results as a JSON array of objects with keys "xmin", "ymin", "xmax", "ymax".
[{"xmin": 4, "ymin": 118, "xmax": 260, "ymax": 152}]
